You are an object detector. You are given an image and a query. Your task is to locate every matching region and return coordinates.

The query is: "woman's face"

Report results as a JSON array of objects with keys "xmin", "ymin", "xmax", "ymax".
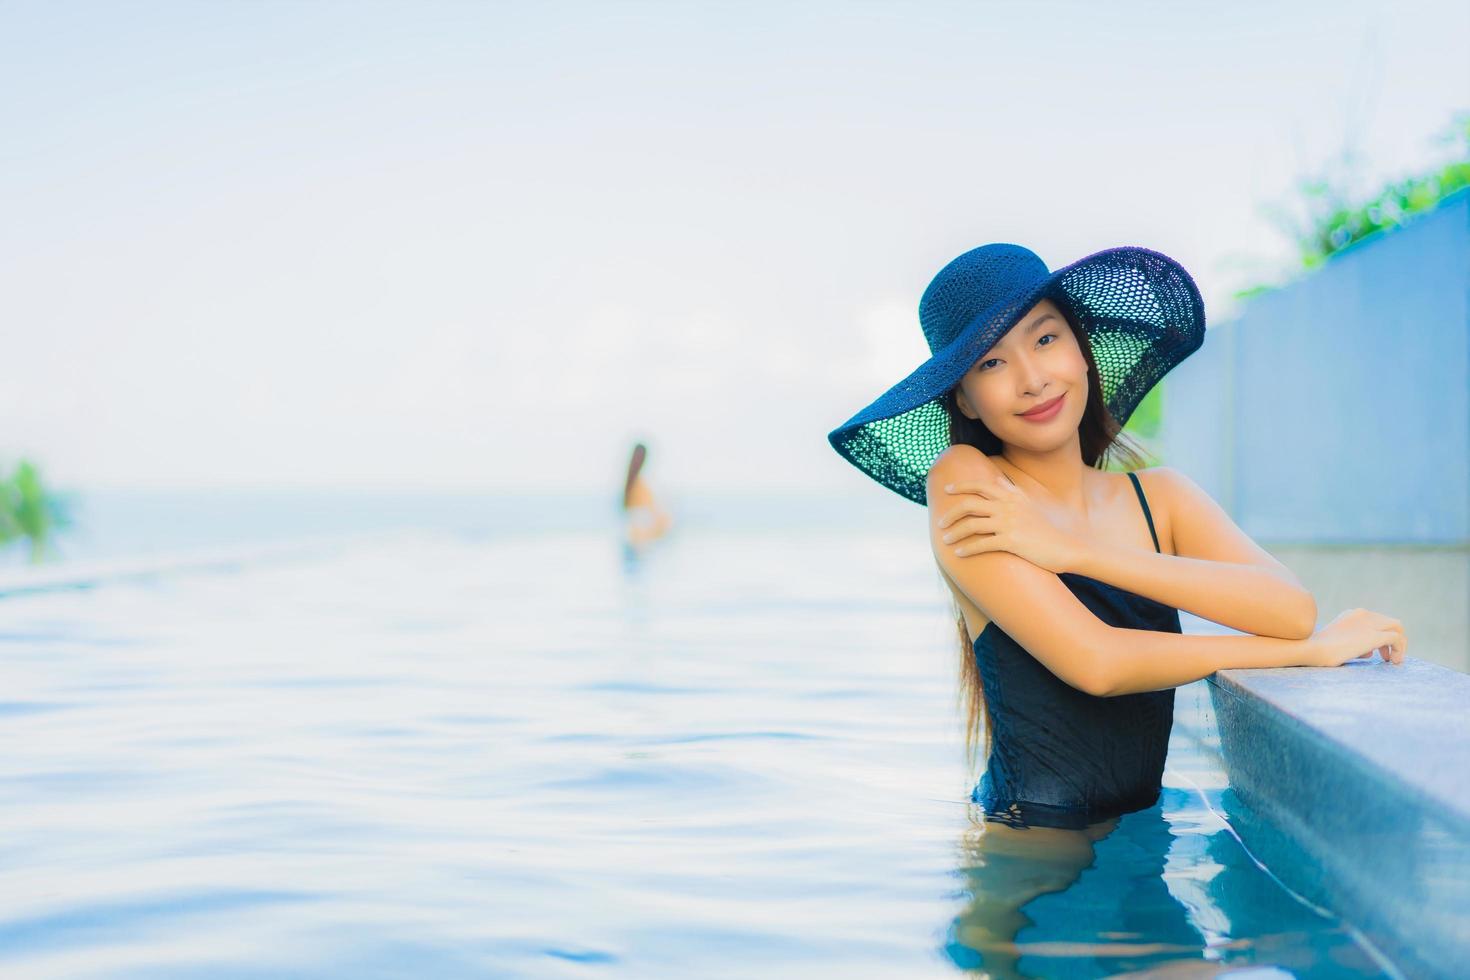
[{"xmin": 953, "ymin": 298, "xmax": 1089, "ymax": 445}]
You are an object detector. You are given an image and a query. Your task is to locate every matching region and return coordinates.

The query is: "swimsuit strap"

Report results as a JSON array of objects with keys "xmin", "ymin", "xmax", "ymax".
[{"xmin": 1127, "ymin": 471, "xmax": 1161, "ymax": 554}]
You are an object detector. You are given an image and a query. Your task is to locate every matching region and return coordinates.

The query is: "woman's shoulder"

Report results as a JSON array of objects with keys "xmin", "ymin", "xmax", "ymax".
[
  {"xmin": 929, "ymin": 445, "xmax": 1004, "ymax": 478},
  {"xmin": 931, "ymin": 444, "xmax": 1000, "ymax": 466},
  {"xmin": 925, "ymin": 446, "xmax": 1005, "ymax": 504},
  {"xmin": 1127, "ymin": 465, "xmax": 1194, "ymax": 507},
  {"xmin": 1122, "ymin": 465, "xmax": 1193, "ymax": 557}
]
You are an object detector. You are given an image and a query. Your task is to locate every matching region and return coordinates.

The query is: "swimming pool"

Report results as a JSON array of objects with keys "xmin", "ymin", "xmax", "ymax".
[{"xmin": 0, "ymin": 523, "xmax": 1403, "ymax": 977}]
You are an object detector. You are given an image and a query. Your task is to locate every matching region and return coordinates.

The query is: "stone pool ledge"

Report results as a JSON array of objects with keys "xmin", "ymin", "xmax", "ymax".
[{"xmin": 1177, "ymin": 655, "xmax": 1470, "ymax": 979}]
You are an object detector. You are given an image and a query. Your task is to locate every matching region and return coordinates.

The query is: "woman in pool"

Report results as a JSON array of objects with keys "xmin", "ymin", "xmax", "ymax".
[
  {"xmin": 827, "ymin": 243, "xmax": 1405, "ymax": 972},
  {"xmin": 622, "ymin": 441, "xmax": 673, "ymax": 549}
]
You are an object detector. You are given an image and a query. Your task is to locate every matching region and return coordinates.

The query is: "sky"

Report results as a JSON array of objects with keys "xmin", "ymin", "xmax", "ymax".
[{"xmin": 1, "ymin": 0, "xmax": 1466, "ymax": 495}]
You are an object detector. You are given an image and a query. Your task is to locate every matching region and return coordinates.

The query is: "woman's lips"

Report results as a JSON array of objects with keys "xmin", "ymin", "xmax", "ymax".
[{"xmin": 1018, "ymin": 392, "xmax": 1065, "ymax": 421}]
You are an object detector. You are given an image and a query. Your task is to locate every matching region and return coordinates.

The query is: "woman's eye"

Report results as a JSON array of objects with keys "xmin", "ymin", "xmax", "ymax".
[{"xmin": 978, "ymin": 334, "xmax": 1055, "ymax": 371}]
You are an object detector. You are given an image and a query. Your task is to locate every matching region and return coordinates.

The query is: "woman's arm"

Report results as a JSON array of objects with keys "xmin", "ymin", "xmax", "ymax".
[
  {"xmin": 1093, "ymin": 626, "xmax": 1314, "ymax": 696},
  {"xmin": 1072, "ymin": 466, "xmax": 1317, "ymax": 640},
  {"xmin": 928, "ymin": 448, "xmax": 1319, "ymax": 696}
]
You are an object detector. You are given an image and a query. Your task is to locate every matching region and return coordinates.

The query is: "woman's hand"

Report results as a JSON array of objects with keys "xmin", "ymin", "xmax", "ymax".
[
  {"xmin": 1303, "ymin": 608, "xmax": 1407, "ymax": 667},
  {"xmin": 936, "ymin": 472, "xmax": 1089, "ymax": 574}
]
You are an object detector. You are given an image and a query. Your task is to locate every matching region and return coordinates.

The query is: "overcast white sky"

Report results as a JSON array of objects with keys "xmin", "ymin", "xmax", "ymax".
[{"xmin": 2, "ymin": 0, "xmax": 1466, "ymax": 494}]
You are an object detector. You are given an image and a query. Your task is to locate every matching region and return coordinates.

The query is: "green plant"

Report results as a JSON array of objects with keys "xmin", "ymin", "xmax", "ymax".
[
  {"xmin": 1267, "ymin": 112, "xmax": 1470, "ymax": 273},
  {"xmin": 0, "ymin": 460, "xmax": 72, "ymax": 564},
  {"xmin": 1112, "ymin": 380, "xmax": 1165, "ymax": 469},
  {"xmin": 1157, "ymin": 113, "xmax": 1469, "ymax": 468}
]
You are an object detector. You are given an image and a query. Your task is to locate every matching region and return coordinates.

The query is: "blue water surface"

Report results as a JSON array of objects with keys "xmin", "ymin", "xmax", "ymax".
[{"xmin": 0, "ymin": 495, "xmax": 1400, "ymax": 977}]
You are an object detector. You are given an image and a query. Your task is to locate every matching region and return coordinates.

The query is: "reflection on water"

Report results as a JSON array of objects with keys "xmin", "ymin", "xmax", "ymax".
[
  {"xmin": 947, "ymin": 786, "xmax": 1386, "ymax": 977},
  {"xmin": 0, "ymin": 518, "xmax": 1400, "ymax": 977}
]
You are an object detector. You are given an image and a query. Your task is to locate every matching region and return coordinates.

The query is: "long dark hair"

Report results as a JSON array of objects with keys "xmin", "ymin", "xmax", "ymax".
[
  {"xmin": 939, "ymin": 296, "xmax": 1152, "ymax": 777},
  {"xmin": 623, "ymin": 443, "xmax": 648, "ymax": 509}
]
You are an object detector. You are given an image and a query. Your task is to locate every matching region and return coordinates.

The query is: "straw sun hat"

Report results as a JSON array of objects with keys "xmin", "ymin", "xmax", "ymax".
[{"xmin": 827, "ymin": 243, "xmax": 1207, "ymax": 504}]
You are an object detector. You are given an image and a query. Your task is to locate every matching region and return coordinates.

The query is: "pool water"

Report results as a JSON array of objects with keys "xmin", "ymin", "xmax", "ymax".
[{"xmin": 0, "ymin": 521, "xmax": 1401, "ymax": 977}]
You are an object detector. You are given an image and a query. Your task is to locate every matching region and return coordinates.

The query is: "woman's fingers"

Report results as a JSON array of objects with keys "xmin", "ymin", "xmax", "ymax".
[
  {"xmin": 1384, "ymin": 626, "xmax": 1405, "ymax": 663},
  {"xmin": 954, "ymin": 534, "xmax": 1001, "ymax": 557},
  {"xmin": 944, "ymin": 474, "xmax": 1017, "ymax": 498},
  {"xmin": 938, "ymin": 499, "xmax": 993, "ymax": 529},
  {"xmin": 941, "ymin": 515, "xmax": 998, "ymax": 544},
  {"xmin": 1378, "ymin": 630, "xmax": 1405, "ymax": 665},
  {"xmin": 939, "ymin": 473, "xmax": 1024, "ymax": 526}
]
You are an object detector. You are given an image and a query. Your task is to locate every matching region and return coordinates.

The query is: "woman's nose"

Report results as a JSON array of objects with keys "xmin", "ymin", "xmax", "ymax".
[{"xmin": 1018, "ymin": 363, "xmax": 1050, "ymax": 396}]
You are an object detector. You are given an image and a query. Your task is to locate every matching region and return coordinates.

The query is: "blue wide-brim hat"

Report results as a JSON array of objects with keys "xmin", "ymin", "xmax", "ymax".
[{"xmin": 827, "ymin": 243, "xmax": 1206, "ymax": 505}]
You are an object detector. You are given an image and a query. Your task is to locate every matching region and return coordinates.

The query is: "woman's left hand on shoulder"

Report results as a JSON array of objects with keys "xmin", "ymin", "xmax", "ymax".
[{"xmin": 936, "ymin": 472, "xmax": 1088, "ymax": 574}]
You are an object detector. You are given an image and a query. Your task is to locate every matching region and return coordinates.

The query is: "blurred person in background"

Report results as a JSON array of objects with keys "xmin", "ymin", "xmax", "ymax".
[{"xmin": 622, "ymin": 442, "xmax": 673, "ymax": 550}]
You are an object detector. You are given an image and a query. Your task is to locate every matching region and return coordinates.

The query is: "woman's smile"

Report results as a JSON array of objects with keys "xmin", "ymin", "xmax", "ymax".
[{"xmin": 1017, "ymin": 391, "xmax": 1066, "ymax": 422}]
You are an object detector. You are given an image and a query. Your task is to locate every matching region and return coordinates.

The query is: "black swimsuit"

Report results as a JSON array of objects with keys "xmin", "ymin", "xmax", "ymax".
[{"xmin": 971, "ymin": 471, "xmax": 1182, "ymax": 829}]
